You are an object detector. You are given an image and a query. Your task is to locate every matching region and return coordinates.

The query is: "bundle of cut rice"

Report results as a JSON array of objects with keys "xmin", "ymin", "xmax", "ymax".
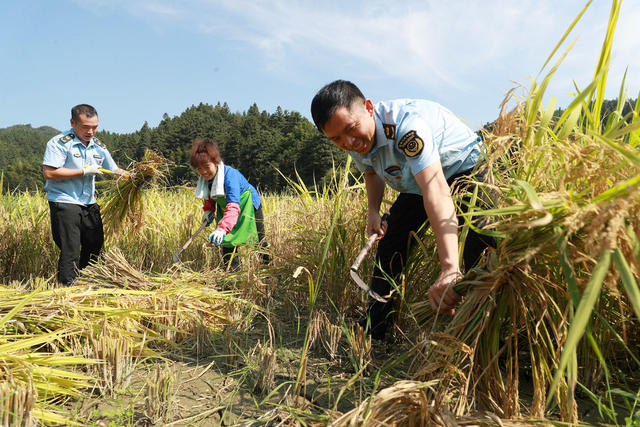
[
  {"xmin": 100, "ymin": 149, "xmax": 170, "ymax": 235},
  {"xmin": 330, "ymin": 380, "xmax": 533, "ymax": 427}
]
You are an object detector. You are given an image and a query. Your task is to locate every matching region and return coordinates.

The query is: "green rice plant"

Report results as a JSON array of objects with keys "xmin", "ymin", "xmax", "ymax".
[
  {"xmin": 272, "ymin": 160, "xmax": 379, "ymax": 316},
  {"xmin": 410, "ymin": 0, "xmax": 640, "ymax": 423}
]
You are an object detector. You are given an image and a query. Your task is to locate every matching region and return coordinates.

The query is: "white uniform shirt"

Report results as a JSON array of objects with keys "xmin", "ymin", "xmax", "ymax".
[
  {"xmin": 42, "ymin": 129, "xmax": 118, "ymax": 205},
  {"xmin": 350, "ymin": 99, "xmax": 482, "ymax": 195}
]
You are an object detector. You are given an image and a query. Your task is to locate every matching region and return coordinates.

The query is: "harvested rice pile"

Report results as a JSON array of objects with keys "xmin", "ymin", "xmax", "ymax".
[{"xmin": 0, "ymin": 249, "xmax": 252, "ymax": 425}]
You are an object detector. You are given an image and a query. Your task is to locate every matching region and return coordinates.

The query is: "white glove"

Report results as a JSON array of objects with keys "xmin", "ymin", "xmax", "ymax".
[
  {"xmin": 208, "ymin": 228, "xmax": 226, "ymax": 246},
  {"xmin": 202, "ymin": 210, "xmax": 214, "ymax": 226},
  {"xmin": 114, "ymin": 169, "xmax": 133, "ymax": 179},
  {"xmin": 83, "ymin": 165, "xmax": 103, "ymax": 176}
]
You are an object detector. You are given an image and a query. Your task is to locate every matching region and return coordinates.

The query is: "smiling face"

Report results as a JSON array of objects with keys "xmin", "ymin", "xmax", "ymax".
[
  {"xmin": 70, "ymin": 113, "xmax": 99, "ymax": 144},
  {"xmin": 196, "ymin": 161, "xmax": 218, "ymax": 181},
  {"xmin": 322, "ymin": 99, "xmax": 376, "ymax": 155}
]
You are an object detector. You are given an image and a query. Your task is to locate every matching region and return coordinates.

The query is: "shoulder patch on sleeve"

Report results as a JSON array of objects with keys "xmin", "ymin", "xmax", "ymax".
[
  {"xmin": 92, "ymin": 136, "xmax": 105, "ymax": 148},
  {"xmin": 383, "ymin": 124, "xmax": 396, "ymax": 140},
  {"xmin": 397, "ymin": 130, "xmax": 424, "ymax": 157},
  {"xmin": 59, "ymin": 133, "xmax": 75, "ymax": 143}
]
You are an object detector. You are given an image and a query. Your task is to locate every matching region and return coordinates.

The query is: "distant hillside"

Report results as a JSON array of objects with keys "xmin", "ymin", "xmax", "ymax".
[
  {"xmin": 0, "ymin": 103, "xmax": 346, "ymax": 193},
  {"xmin": 0, "ymin": 124, "xmax": 59, "ymax": 192},
  {"xmin": 3, "ymin": 98, "xmax": 635, "ymax": 194}
]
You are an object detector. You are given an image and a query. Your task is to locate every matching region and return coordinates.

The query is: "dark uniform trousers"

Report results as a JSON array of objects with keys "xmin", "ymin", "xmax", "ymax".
[
  {"xmin": 366, "ymin": 168, "xmax": 496, "ymax": 339},
  {"xmin": 49, "ymin": 201, "xmax": 104, "ymax": 285}
]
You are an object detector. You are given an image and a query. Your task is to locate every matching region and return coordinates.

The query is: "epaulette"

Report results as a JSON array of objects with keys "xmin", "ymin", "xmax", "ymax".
[
  {"xmin": 59, "ymin": 133, "xmax": 75, "ymax": 144},
  {"xmin": 383, "ymin": 124, "xmax": 396, "ymax": 140},
  {"xmin": 93, "ymin": 136, "xmax": 105, "ymax": 148}
]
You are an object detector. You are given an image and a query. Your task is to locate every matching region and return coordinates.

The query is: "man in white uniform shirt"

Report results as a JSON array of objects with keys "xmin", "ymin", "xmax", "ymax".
[
  {"xmin": 311, "ymin": 80, "xmax": 494, "ymax": 339},
  {"xmin": 42, "ymin": 104, "xmax": 129, "ymax": 286}
]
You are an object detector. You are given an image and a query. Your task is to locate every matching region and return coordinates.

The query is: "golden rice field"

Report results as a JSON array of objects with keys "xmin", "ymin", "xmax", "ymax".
[{"xmin": 2, "ymin": 1, "xmax": 640, "ymax": 425}]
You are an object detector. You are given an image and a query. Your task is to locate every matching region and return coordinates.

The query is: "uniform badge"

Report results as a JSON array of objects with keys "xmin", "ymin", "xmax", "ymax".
[
  {"xmin": 93, "ymin": 154, "xmax": 103, "ymax": 159},
  {"xmin": 73, "ymin": 153, "xmax": 81, "ymax": 158},
  {"xmin": 93, "ymin": 136, "xmax": 105, "ymax": 148},
  {"xmin": 59, "ymin": 133, "xmax": 75, "ymax": 143},
  {"xmin": 383, "ymin": 124, "xmax": 396, "ymax": 140},
  {"xmin": 397, "ymin": 130, "xmax": 424, "ymax": 157}
]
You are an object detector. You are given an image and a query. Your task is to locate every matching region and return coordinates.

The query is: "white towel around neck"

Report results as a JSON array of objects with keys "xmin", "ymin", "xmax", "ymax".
[{"xmin": 194, "ymin": 161, "xmax": 225, "ymax": 199}]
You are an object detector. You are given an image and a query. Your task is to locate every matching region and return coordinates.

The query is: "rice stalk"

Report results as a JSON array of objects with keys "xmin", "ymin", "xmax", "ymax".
[
  {"xmin": 320, "ymin": 312, "xmax": 343, "ymax": 361},
  {"xmin": 73, "ymin": 247, "xmax": 152, "ymax": 289},
  {"xmin": 100, "ymin": 149, "xmax": 170, "ymax": 235},
  {"xmin": 330, "ymin": 379, "xmax": 542, "ymax": 426},
  {"xmin": 410, "ymin": 332, "xmax": 473, "ymax": 415},
  {"xmin": 0, "ymin": 190, "xmax": 56, "ymax": 282},
  {"xmin": 308, "ymin": 310, "xmax": 342, "ymax": 361},
  {"xmin": 0, "ymin": 251, "xmax": 252, "ymax": 424},
  {"xmin": 223, "ymin": 325, "xmax": 242, "ymax": 368},
  {"xmin": 0, "ymin": 304, "xmax": 96, "ymax": 425},
  {"xmin": 330, "ymin": 380, "xmax": 442, "ymax": 426},
  {"xmin": 322, "ymin": 321, "xmax": 343, "ymax": 362},
  {"xmin": 73, "ymin": 248, "xmax": 249, "ymax": 344},
  {"xmin": 144, "ymin": 363, "xmax": 177, "ymax": 424},
  {"xmin": 191, "ymin": 315, "xmax": 217, "ymax": 360},
  {"xmin": 274, "ymin": 159, "xmax": 373, "ymax": 313},
  {"xmin": 346, "ymin": 324, "xmax": 371, "ymax": 376},
  {"xmin": 87, "ymin": 327, "xmax": 137, "ymax": 397},
  {"xmin": 409, "ymin": 1, "xmax": 640, "ymax": 422},
  {"xmin": 0, "ymin": 376, "xmax": 36, "ymax": 427},
  {"xmin": 308, "ymin": 310, "xmax": 325, "ymax": 354},
  {"xmin": 251, "ymin": 340, "xmax": 277, "ymax": 396}
]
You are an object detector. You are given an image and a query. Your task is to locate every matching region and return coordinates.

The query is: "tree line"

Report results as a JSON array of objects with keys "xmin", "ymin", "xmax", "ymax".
[
  {"xmin": 0, "ymin": 102, "xmax": 346, "ymax": 193},
  {"xmin": 1, "ymin": 98, "xmax": 636, "ymax": 193}
]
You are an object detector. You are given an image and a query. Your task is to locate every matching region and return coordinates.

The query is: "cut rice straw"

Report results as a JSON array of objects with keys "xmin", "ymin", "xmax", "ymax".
[{"xmin": 100, "ymin": 149, "xmax": 170, "ymax": 235}]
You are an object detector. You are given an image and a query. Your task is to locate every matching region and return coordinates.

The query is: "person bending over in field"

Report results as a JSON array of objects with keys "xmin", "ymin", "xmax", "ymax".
[
  {"xmin": 42, "ymin": 104, "xmax": 131, "ymax": 286},
  {"xmin": 311, "ymin": 80, "xmax": 495, "ymax": 340},
  {"xmin": 190, "ymin": 138, "xmax": 269, "ymax": 270}
]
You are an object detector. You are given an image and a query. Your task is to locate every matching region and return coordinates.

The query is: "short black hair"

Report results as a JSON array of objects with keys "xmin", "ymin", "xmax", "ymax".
[
  {"xmin": 71, "ymin": 104, "xmax": 98, "ymax": 120},
  {"xmin": 310, "ymin": 80, "xmax": 365, "ymax": 131}
]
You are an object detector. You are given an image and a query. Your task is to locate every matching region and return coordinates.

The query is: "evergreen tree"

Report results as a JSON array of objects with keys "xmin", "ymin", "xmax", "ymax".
[{"xmin": 0, "ymin": 101, "xmax": 350, "ymax": 193}]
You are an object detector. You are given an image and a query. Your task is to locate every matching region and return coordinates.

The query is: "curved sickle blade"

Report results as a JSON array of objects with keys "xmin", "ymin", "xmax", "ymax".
[{"xmin": 350, "ymin": 268, "xmax": 387, "ymax": 303}]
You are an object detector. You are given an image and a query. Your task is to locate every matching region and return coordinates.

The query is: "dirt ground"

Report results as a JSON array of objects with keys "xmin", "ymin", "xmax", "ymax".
[
  {"xmin": 67, "ymin": 302, "xmax": 630, "ymax": 426},
  {"xmin": 78, "ymin": 312, "xmax": 413, "ymax": 426}
]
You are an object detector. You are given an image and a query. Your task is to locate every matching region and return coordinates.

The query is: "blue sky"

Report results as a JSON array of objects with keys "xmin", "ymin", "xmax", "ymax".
[{"xmin": 1, "ymin": 1, "xmax": 639, "ymax": 134}]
